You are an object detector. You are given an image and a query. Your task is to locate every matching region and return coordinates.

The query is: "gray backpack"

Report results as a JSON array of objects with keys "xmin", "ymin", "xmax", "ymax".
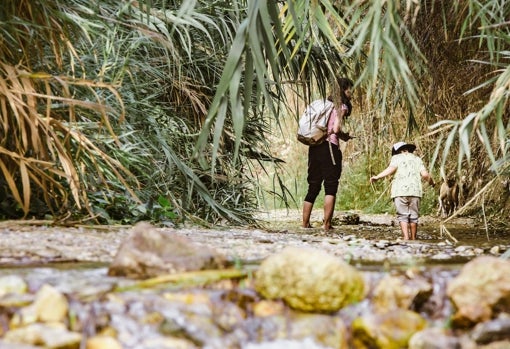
[{"xmin": 296, "ymin": 99, "xmax": 335, "ymax": 146}]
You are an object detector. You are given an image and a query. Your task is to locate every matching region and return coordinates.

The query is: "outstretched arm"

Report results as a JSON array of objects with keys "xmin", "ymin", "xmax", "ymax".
[{"xmin": 370, "ymin": 166, "xmax": 397, "ymax": 183}]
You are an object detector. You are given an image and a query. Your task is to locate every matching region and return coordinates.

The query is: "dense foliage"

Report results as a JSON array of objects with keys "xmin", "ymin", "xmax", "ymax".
[{"xmin": 0, "ymin": 0, "xmax": 508, "ymax": 225}]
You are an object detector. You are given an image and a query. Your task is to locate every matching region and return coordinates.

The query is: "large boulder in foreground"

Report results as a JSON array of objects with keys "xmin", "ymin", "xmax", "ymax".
[
  {"xmin": 108, "ymin": 222, "xmax": 227, "ymax": 278},
  {"xmin": 254, "ymin": 247, "xmax": 365, "ymax": 313},
  {"xmin": 447, "ymin": 256, "xmax": 510, "ymax": 327}
]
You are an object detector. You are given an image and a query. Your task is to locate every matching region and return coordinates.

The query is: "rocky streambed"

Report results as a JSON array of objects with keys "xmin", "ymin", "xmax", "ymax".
[{"xmin": 0, "ymin": 211, "xmax": 509, "ymax": 349}]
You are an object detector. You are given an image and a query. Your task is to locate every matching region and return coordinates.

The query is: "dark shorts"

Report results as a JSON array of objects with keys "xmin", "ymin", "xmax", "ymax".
[{"xmin": 304, "ymin": 142, "xmax": 342, "ymax": 203}]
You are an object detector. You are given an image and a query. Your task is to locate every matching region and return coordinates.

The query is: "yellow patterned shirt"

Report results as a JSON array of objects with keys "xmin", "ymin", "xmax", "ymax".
[{"xmin": 389, "ymin": 153, "xmax": 426, "ymax": 198}]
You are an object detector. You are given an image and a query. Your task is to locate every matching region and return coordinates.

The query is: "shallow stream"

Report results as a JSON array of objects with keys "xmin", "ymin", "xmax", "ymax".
[{"xmin": 0, "ymin": 216, "xmax": 508, "ymax": 348}]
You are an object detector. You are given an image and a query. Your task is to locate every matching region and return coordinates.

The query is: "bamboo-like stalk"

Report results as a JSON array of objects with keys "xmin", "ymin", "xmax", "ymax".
[
  {"xmin": 439, "ymin": 225, "xmax": 458, "ymax": 244},
  {"xmin": 114, "ymin": 268, "xmax": 250, "ymax": 292}
]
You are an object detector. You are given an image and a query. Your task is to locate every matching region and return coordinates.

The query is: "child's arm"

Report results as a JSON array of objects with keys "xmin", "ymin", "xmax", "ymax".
[
  {"xmin": 420, "ymin": 169, "xmax": 435, "ymax": 186},
  {"xmin": 370, "ymin": 166, "xmax": 397, "ymax": 183}
]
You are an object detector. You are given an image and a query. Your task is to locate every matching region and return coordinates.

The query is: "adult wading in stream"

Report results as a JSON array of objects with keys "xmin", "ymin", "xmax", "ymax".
[
  {"xmin": 370, "ymin": 142, "xmax": 435, "ymax": 240},
  {"xmin": 301, "ymin": 77, "xmax": 354, "ymax": 231}
]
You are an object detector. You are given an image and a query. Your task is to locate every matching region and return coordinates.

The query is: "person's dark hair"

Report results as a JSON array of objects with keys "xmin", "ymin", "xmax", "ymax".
[{"xmin": 337, "ymin": 77, "xmax": 353, "ymax": 117}]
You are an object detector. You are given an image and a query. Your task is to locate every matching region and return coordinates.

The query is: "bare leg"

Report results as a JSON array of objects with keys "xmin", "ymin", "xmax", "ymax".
[
  {"xmin": 399, "ymin": 221, "xmax": 410, "ymax": 240},
  {"xmin": 323, "ymin": 195, "xmax": 336, "ymax": 231},
  {"xmin": 410, "ymin": 222, "xmax": 417, "ymax": 240},
  {"xmin": 302, "ymin": 201, "xmax": 314, "ymax": 228}
]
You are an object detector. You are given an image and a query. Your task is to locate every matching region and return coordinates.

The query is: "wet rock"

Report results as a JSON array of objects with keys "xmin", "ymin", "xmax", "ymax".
[
  {"xmin": 0, "ymin": 293, "xmax": 33, "ymax": 308},
  {"xmin": 478, "ymin": 340, "xmax": 510, "ymax": 349},
  {"xmin": 107, "ymin": 222, "xmax": 227, "ymax": 278},
  {"xmin": 252, "ymin": 300, "xmax": 286, "ymax": 317},
  {"xmin": 359, "ymin": 214, "xmax": 394, "ymax": 226},
  {"xmin": 374, "ymin": 240, "xmax": 390, "ymax": 249},
  {"xmin": 158, "ymin": 307, "xmax": 224, "ymax": 346},
  {"xmin": 474, "ymin": 248, "xmax": 484, "ymax": 255},
  {"xmin": 33, "ymin": 284, "xmax": 69, "ymax": 323},
  {"xmin": 430, "ymin": 252, "xmax": 453, "ymax": 260},
  {"xmin": 490, "ymin": 246, "xmax": 500, "ymax": 255},
  {"xmin": 471, "ymin": 315, "xmax": 510, "ymax": 344},
  {"xmin": 454, "ymin": 245, "xmax": 472, "ymax": 253},
  {"xmin": 0, "ymin": 276, "xmax": 32, "ymax": 310},
  {"xmin": 244, "ymin": 337, "xmax": 332, "ymax": 349},
  {"xmin": 408, "ymin": 327, "xmax": 476, "ymax": 349},
  {"xmin": 211, "ymin": 300, "xmax": 246, "ymax": 332},
  {"xmin": 339, "ymin": 212, "xmax": 360, "ymax": 225},
  {"xmin": 285, "ymin": 312, "xmax": 348, "ymax": 349},
  {"xmin": 138, "ymin": 337, "xmax": 197, "ymax": 349},
  {"xmin": 11, "ymin": 284, "xmax": 68, "ymax": 327},
  {"xmin": 372, "ymin": 274, "xmax": 432, "ymax": 313},
  {"xmin": 415, "ymin": 269, "xmax": 456, "ymax": 323},
  {"xmin": 0, "ymin": 275, "xmax": 27, "ymax": 297},
  {"xmin": 447, "ymin": 256, "xmax": 510, "ymax": 327},
  {"xmin": 86, "ymin": 335, "xmax": 122, "ymax": 349},
  {"xmin": 0, "ymin": 340, "xmax": 41, "ymax": 349},
  {"xmin": 3, "ymin": 322, "xmax": 81, "ymax": 348},
  {"xmin": 237, "ymin": 312, "xmax": 348, "ymax": 349},
  {"xmin": 372, "ymin": 275, "xmax": 412, "ymax": 312},
  {"xmin": 351, "ymin": 309, "xmax": 427, "ymax": 349},
  {"xmin": 254, "ymin": 247, "xmax": 365, "ymax": 313}
]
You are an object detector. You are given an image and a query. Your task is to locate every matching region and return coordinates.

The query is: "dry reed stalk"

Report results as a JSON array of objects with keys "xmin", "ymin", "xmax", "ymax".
[{"xmin": 114, "ymin": 268, "xmax": 249, "ymax": 292}]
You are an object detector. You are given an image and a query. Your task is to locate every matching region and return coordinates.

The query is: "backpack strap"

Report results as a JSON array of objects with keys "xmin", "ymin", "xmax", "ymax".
[{"xmin": 328, "ymin": 141, "xmax": 336, "ymax": 166}]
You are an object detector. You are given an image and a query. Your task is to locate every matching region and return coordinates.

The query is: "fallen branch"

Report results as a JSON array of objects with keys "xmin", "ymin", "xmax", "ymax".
[
  {"xmin": 439, "ymin": 176, "xmax": 498, "ymax": 243},
  {"xmin": 442, "ymin": 176, "xmax": 497, "ymax": 224},
  {"xmin": 439, "ymin": 224, "xmax": 458, "ymax": 244}
]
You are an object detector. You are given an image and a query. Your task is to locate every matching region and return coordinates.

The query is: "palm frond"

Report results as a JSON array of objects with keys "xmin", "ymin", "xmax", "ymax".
[{"xmin": 0, "ymin": 60, "xmax": 138, "ymax": 218}]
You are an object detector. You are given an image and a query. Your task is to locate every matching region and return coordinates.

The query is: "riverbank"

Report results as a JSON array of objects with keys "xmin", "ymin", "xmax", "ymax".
[
  {"xmin": 0, "ymin": 211, "xmax": 509, "ymax": 349},
  {"xmin": 0, "ymin": 210, "xmax": 507, "ymax": 267}
]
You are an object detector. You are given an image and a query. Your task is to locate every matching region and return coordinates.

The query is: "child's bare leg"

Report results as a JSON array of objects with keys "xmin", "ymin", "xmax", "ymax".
[
  {"xmin": 410, "ymin": 222, "xmax": 417, "ymax": 240},
  {"xmin": 399, "ymin": 221, "xmax": 410, "ymax": 240}
]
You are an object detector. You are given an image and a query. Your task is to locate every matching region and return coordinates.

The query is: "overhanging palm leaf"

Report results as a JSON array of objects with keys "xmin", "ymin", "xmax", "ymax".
[
  {"xmin": 196, "ymin": 0, "xmax": 507, "ymax": 212},
  {"xmin": 428, "ymin": 1, "xmax": 509, "ymax": 176},
  {"xmin": 194, "ymin": 0, "xmax": 354, "ymax": 169}
]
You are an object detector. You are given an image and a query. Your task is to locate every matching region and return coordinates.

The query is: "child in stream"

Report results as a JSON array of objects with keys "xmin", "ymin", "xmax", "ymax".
[{"xmin": 370, "ymin": 142, "xmax": 435, "ymax": 240}]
